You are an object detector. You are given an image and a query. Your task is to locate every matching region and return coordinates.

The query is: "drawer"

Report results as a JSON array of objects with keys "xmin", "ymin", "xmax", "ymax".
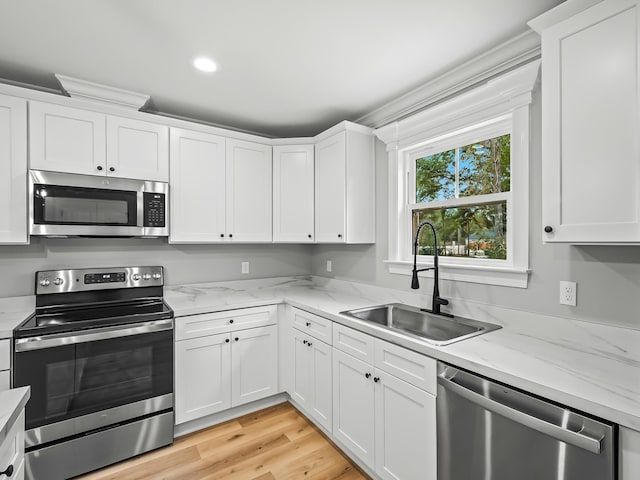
[
  {"xmin": 332, "ymin": 323, "xmax": 374, "ymax": 364},
  {"xmin": 0, "ymin": 340, "xmax": 9, "ymax": 370},
  {"xmin": 0, "ymin": 411, "xmax": 24, "ymax": 479},
  {"xmin": 292, "ymin": 308, "xmax": 332, "ymax": 344},
  {"xmin": 176, "ymin": 305, "xmax": 277, "ymax": 341},
  {"xmin": 0, "ymin": 371, "xmax": 9, "ymax": 391},
  {"xmin": 374, "ymin": 339, "xmax": 437, "ymax": 394}
]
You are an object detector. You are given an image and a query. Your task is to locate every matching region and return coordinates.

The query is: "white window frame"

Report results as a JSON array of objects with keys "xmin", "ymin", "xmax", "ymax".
[{"xmin": 374, "ymin": 61, "xmax": 540, "ymax": 288}]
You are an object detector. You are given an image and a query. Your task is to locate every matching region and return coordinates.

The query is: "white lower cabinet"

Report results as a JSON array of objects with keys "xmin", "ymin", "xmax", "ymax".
[
  {"xmin": 621, "ymin": 426, "xmax": 640, "ymax": 479},
  {"xmin": 231, "ymin": 325, "xmax": 278, "ymax": 406},
  {"xmin": 175, "ymin": 332, "xmax": 231, "ymax": 424},
  {"xmin": 332, "ymin": 327, "xmax": 437, "ymax": 480},
  {"xmin": 175, "ymin": 309, "xmax": 278, "ymax": 425},
  {"xmin": 374, "ymin": 370, "xmax": 436, "ymax": 480},
  {"xmin": 0, "ymin": 411, "xmax": 25, "ymax": 480},
  {"xmin": 291, "ymin": 329, "xmax": 332, "ymax": 431}
]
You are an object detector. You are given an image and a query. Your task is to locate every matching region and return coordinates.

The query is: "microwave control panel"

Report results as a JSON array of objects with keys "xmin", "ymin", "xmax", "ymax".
[{"xmin": 143, "ymin": 192, "xmax": 166, "ymax": 227}]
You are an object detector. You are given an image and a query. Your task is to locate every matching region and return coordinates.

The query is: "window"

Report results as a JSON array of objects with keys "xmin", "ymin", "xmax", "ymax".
[{"xmin": 374, "ymin": 61, "xmax": 539, "ymax": 288}]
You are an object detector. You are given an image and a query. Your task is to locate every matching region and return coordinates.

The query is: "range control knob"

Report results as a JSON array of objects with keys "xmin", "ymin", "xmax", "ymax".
[
  {"xmin": 132, "ymin": 274, "xmax": 141, "ymax": 281},
  {"xmin": 143, "ymin": 273, "xmax": 152, "ymax": 280},
  {"xmin": 53, "ymin": 278, "xmax": 64, "ymax": 286},
  {"xmin": 39, "ymin": 279, "xmax": 50, "ymax": 287},
  {"xmin": 152, "ymin": 272, "xmax": 162, "ymax": 280}
]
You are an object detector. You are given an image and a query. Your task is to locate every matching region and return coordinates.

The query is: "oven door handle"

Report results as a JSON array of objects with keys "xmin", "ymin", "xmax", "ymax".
[{"xmin": 14, "ymin": 319, "xmax": 173, "ymax": 352}]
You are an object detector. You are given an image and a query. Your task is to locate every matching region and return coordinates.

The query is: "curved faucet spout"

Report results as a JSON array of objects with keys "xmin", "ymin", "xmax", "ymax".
[{"xmin": 411, "ymin": 220, "xmax": 450, "ymax": 316}]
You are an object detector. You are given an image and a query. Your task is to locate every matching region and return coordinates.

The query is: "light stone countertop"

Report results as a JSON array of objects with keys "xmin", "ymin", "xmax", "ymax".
[
  {"xmin": 0, "ymin": 296, "xmax": 34, "ymax": 338},
  {"xmin": 0, "ymin": 387, "xmax": 30, "ymax": 445},
  {"xmin": 165, "ymin": 276, "xmax": 640, "ymax": 432}
]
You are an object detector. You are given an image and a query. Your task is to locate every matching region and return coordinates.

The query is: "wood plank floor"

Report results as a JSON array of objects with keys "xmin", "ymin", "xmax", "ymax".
[{"xmin": 77, "ymin": 402, "xmax": 370, "ymax": 480}]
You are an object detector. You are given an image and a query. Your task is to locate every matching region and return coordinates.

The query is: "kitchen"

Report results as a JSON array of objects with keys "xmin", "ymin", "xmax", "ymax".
[{"xmin": 0, "ymin": 0, "xmax": 639, "ymax": 479}]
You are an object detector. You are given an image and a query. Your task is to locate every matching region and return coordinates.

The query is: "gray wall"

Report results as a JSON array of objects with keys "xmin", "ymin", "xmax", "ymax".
[
  {"xmin": 0, "ymin": 239, "xmax": 313, "ymax": 297},
  {"xmin": 311, "ymin": 88, "xmax": 640, "ymax": 330}
]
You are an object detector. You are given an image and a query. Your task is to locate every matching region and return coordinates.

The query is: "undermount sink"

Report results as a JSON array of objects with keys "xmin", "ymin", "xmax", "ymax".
[{"xmin": 340, "ymin": 303, "xmax": 501, "ymax": 346}]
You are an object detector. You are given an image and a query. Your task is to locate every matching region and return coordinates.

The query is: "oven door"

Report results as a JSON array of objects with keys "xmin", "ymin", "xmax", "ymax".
[{"xmin": 13, "ymin": 319, "xmax": 173, "ymax": 436}]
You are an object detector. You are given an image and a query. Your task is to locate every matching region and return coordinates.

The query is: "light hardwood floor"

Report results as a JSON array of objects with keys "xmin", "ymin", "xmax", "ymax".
[{"xmin": 77, "ymin": 402, "xmax": 370, "ymax": 480}]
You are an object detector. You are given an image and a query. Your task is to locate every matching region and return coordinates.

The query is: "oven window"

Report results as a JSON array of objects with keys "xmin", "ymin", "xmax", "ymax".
[
  {"xmin": 14, "ymin": 330, "xmax": 173, "ymax": 430},
  {"xmin": 34, "ymin": 184, "xmax": 138, "ymax": 226}
]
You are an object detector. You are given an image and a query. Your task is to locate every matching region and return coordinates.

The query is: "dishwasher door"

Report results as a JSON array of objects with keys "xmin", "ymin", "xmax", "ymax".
[{"xmin": 437, "ymin": 363, "xmax": 616, "ymax": 480}]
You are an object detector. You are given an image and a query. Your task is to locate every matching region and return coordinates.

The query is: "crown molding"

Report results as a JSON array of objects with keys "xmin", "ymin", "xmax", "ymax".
[
  {"xmin": 357, "ymin": 30, "xmax": 542, "ymax": 130},
  {"xmin": 528, "ymin": 0, "xmax": 603, "ymax": 32},
  {"xmin": 55, "ymin": 74, "xmax": 150, "ymax": 110}
]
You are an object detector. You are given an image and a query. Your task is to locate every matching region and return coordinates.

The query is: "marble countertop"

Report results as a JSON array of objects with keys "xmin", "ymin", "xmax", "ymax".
[
  {"xmin": 165, "ymin": 276, "xmax": 640, "ymax": 432},
  {"xmin": 0, "ymin": 387, "xmax": 30, "ymax": 445},
  {"xmin": 0, "ymin": 296, "xmax": 34, "ymax": 338}
]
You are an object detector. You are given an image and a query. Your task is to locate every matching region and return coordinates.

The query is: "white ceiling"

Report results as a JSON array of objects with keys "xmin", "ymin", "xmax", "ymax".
[{"xmin": 0, "ymin": 0, "xmax": 563, "ymax": 137}]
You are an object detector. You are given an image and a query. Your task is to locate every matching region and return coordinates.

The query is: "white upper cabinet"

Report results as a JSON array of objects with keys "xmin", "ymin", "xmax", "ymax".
[
  {"xmin": 531, "ymin": 0, "xmax": 640, "ymax": 243},
  {"xmin": 106, "ymin": 116, "xmax": 168, "ymax": 181},
  {"xmin": 0, "ymin": 94, "xmax": 28, "ymax": 244},
  {"xmin": 169, "ymin": 128, "xmax": 226, "ymax": 243},
  {"xmin": 30, "ymin": 101, "xmax": 106, "ymax": 176},
  {"xmin": 29, "ymin": 100, "xmax": 169, "ymax": 181},
  {"xmin": 226, "ymin": 139, "xmax": 273, "ymax": 242},
  {"xmin": 273, "ymin": 144, "xmax": 314, "ymax": 242},
  {"xmin": 315, "ymin": 124, "xmax": 375, "ymax": 244}
]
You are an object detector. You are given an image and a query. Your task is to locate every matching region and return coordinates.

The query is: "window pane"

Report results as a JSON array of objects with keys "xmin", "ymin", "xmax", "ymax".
[
  {"xmin": 459, "ymin": 134, "xmax": 510, "ymax": 196},
  {"xmin": 415, "ymin": 149, "xmax": 455, "ymax": 202},
  {"xmin": 412, "ymin": 202, "xmax": 507, "ymax": 260}
]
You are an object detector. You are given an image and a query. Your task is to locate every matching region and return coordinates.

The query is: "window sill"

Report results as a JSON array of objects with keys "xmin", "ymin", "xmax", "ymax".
[{"xmin": 385, "ymin": 260, "xmax": 530, "ymax": 288}]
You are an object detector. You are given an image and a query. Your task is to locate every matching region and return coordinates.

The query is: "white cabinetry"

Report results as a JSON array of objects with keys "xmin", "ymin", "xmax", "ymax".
[
  {"xmin": 315, "ymin": 123, "xmax": 375, "ymax": 244},
  {"xmin": 530, "ymin": 0, "xmax": 640, "ymax": 243},
  {"xmin": 29, "ymin": 101, "xmax": 169, "ymax": 181},
  {"xmin": 174, "ymin": 306, "xmax": 278, "ymax": 424},
  {"xmin": 291, "ymin": 321, "xmax": 332, "ymax": 432},
  {"xmin": 0, "ymin": 94, "xmax": 27, "ymax": 245},
  {"xmin": 169, "ymin": 131, "xmax": 272, "ymax": 243},
  {"xmin": 621, "ymin": 427, "xmax": 640, "ymax": 479},
  {"xmin": 0, "ymin": 411, "xmax": 25, "ymax": 480},
  {"xmin": 169, "ymin": 128, "xmax": 226, "ymax": 243},
  {"xmin": 273, "ymin": 144, "xmax": 314, "ymax": 242},
  {"xmin": 226, "ymin": 139, "xmax": 273, "ymax": 242},
  {"xmin": 0, "ymin": 339, "xmax": 9, "ymax": 390},
  {"xmin": 332, "ymin": 325, "xmax": 437, "ymax": 480}
]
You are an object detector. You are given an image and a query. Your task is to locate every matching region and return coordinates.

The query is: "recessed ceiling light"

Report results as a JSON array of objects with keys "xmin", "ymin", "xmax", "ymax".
[{"xmin": 194, "ymin": 57, "xmax": 217, "ymax": 73}]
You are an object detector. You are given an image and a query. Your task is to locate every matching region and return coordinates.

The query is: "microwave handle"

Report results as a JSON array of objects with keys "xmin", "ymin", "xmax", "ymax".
[{"xmin": 137, "ymin": 191, "xmax": 144, "ymax": 227}]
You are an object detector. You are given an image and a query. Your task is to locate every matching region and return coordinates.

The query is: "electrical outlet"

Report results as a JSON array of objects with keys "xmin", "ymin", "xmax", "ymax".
[
  {"xmin": 559, "ymin": 281, "xmax": 576, "ymax": 306},
  {"xmin": 241, "ymin": 262, "xmax": 250, "ymax": 274},
  {"xmin": 326, "ymin": 260, "xmax": 332, "ymax": 273}
]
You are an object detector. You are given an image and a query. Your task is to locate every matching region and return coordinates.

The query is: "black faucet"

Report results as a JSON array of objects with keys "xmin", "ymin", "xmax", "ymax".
[{"xmin": 411, "ymin": 220, "xmax": 452, "ymax": 317}]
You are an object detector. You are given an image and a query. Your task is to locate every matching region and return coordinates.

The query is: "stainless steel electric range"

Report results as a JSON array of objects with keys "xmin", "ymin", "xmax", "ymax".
[{"xmin": 13, "ymin": 266, "xmax": 174, "ymax": 480}]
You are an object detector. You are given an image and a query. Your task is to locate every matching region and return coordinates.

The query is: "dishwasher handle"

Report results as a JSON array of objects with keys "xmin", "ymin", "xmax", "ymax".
[{"xmin": 438, "ymin": 373, "xmax": 603, "ymax": 454}]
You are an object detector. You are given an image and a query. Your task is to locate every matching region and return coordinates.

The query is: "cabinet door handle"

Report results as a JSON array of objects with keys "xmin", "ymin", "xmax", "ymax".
[
  {"xmin": 96, "ymin": 166, "xmax": 103, "ymax": 171},
  {"xmin": 235, "ymin": 337, "xmax": 239, "ymax": 342},
  {"xmin": 225, "ymin": 338, "xmax": 230, "ymax": 343},
  {"xmin": 229, "ymin": 234, "xmax": 233, "ymax": 238},
  {"xmin": 308, "ymin": 234, "xmax": 312, "ymax": 239},
  {"xmin": 544, "ymin": 226, "xmax": 553, "ymax": 233},
  {"xmin": 365, "ymin": 373, "xmax": 371, "ymax": 379},
  {"xmin": 109, "ymin": 166, "xmax": 115, "ymax": 172},
  {"xmin": 306, "ymin": 322, "xmax": 311, "ymax": 327},
  {"xmin": 307, "ymin": 342, "xmax": 312, "ymax": 347},
  {"xmin": 220, "ymin": 233, "xmax": 225, "ymax": 238},
  {"xmin": 373, "ymin": 377, "xmax": 380, "ymax": 383},
  {"xmin": 229, "ymin": 319, "xmax": 234, "ymax": 324},
  {"xmin": 338, "ymin": 234, "xmax": 342, "ymax": 238},
  {"xmin": 303, "ymin": 340, "xmax": 307, "ymax": 345},
  {"xmin": 0, "ymin": 464, "xmax": 13, "ymax": 477}
]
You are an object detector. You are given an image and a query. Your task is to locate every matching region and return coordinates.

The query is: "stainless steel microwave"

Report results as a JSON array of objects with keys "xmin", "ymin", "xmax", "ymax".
[{"xmin": 29, "ymin": 170, "xmax": 168, "ymax": 237}]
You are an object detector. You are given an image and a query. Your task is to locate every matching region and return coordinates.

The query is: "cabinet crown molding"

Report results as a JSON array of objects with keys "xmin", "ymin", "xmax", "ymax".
[
  {"xmin": 528, "ymin": 0, "xmax": 604, "ymax": 32},
  {"xmin": 55, "ymin": 74, "xmax": 150, "ymax": 111}
]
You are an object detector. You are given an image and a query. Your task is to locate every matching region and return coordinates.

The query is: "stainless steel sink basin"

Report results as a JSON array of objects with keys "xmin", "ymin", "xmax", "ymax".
[{"xmin": 340, "ymin": 303, "xmax": 501, "ymax": 346}]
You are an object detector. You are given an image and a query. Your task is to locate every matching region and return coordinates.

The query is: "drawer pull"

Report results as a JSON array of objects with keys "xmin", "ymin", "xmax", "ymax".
[{"xmin": 0, "ymin": 464, "xmax": 13, "ymax": 478}]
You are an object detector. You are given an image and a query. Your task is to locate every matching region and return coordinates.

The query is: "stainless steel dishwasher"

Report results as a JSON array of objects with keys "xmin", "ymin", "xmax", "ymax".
[{"xmin": 437, "ymin": 363, "xmax": 616, "ymax": 480}]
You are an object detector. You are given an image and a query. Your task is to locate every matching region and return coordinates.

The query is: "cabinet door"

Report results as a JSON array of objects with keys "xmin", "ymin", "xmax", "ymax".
[
  {"xmin": 106, "ymin": 116, "xmax": 169, "ymax": 181},
  {"xmin": 332, "ymin": 348, "xmax": 375, "ymax": 467},
  {"xmin": 541, "ymin": 0, "xmax": 640, "ymax": 243},
  {"xmin": 231, "ymin": 325, "xmax": 278, "ymax": 406},
  {"xmin": 310, "ymin": 338, "xmax": 332, "ymax": 432},
  {"xmin": 315, "ymin": 131, "xmax": 346, "ymax": 243},
  {"xmin": 620, "ymin": 426, "xmax": 640, "ymax": 479},
  {"xmin": 29, "ymin": 101, "xmax": 106, "ymax": 175},
  {"xmin": 374, "ymin": 370, "xmax": 436, "ymax": 480},
  {"xmin": 291, "ymin": 331, "xmax": 313, "ymax": 408},
  {"xmin": 226, "ymin": 139, "xmax": 272, "ymax": 242},
  {"xmin": 174, "ymin": 333, "xmax": 231, "ymax": 424},
  {"xmin": 273, "ymin": 144, "xmax": 314, "ymax": 242},
  {"xmin": 0, "ymin": 94, "xmax": 27, "ymax": 244},
  {"xmin": 169, "ymin": 128, "xmax": 226, "ymax": 243}
]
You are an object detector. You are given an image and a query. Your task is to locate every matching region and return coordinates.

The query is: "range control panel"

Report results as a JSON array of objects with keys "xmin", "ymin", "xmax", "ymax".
[{"xmin": 36, "ymin": 266, "xmax": 164, "ymax": 294}]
